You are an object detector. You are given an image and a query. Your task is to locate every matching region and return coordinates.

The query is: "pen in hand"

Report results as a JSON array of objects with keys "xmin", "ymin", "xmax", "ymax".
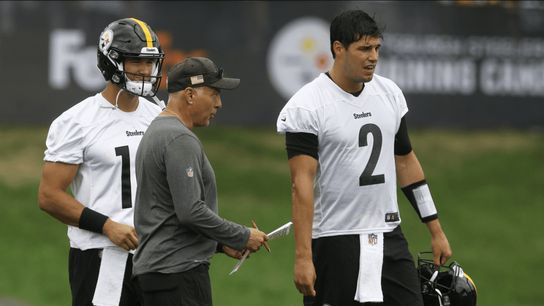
[{"xmin": 252, "ymin": 220, "xmax": 271, "ymax": 253}]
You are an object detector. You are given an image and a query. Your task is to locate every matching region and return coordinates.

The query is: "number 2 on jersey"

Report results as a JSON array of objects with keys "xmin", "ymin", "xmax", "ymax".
[
  {"xmin": 115, "ymin": 146, "xmax": 132, "ymax": 208},
  {"xmin": 358, "ymin": 124, "xmax": 385, "ymax": 186}
]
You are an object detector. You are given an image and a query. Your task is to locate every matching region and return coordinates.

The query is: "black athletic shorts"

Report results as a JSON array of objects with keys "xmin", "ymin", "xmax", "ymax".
[
  {"xmin": 136, "ymin": 264, "xmax": 212, "ymax": 306},
  {"xmin": 68, "ymin": 248, "xmax": 141, "ymax": 306},
  {"xmin": 303, "ymin": 226, "xmax": 423, "ymax": 306}
]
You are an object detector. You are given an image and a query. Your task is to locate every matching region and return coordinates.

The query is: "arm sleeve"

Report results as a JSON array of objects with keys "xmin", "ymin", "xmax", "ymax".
[
  {"xmin": 164, "ymin": 135, "xmax": 249, "ymax": 251},
  {"xmin": 44, "ymin": 115, "xmax": 85, "ymax": 164},
  {"xmin": 285, "ymin": 132, "xmax": 318, "ymax": 160},
  {"xmin": 394, "ymin": 116, "xmax": 413, "ymax": 156}
]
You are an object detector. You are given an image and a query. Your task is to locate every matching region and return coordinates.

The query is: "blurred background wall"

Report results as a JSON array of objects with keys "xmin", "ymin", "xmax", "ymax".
[{"xmin": 1, "ymin": 0, "xmax": 543, "ymax": 129}]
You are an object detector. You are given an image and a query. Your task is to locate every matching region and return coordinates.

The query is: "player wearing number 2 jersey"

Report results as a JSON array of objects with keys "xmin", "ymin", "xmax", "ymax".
[
  {"xmin": 280, "ymin": 73, "xmax": 407, "ymax": 237},
  {"xmin": 38, "ymin": 18, "xmax": 164, "ymax": 306},
  {"xmin": 277, "ymin": 10, "xmax": 452, "ymax": 306}
]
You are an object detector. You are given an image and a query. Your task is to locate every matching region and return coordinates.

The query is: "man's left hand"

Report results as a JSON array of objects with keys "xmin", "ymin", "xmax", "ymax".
[
  {"xmin": 426, "ymin": 219, "xmax": 452, "ymax": 266},
  {"xmin": 222, "ymin": 245, "xmax": 244, "ymax": 259}
]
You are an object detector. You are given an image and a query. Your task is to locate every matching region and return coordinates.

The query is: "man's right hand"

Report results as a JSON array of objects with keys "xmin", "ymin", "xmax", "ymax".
[
  {"xmin": 103, "ymin": 219, "xmax": 139, "ymax": 251},
  {"xmin": 245, "ymin": 227, "xmax": 268, "ymax": 252},
  {"xmin": 294, "ymin": 257, "xmax": 316, "ymax": 297}
]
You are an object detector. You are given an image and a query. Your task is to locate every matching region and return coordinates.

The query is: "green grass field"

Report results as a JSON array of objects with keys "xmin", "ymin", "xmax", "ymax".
[{"xmin": 0, "ymin": 126, "xmax": 543, "ymax": 306}]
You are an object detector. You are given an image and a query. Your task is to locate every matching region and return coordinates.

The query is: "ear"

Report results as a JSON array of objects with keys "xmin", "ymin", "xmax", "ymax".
[
  {"xmin": 184, "ymin": 87, "xmax": 195, "ymax": 104},
  {"xmin": 332, "ymin": 41, "xmax": 344, "ymax": 57}
]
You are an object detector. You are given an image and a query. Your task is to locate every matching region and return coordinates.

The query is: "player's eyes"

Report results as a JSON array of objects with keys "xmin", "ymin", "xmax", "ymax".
[{"xmin": 359, "ymin": 45, "xmax": 380, "ymax": 52}]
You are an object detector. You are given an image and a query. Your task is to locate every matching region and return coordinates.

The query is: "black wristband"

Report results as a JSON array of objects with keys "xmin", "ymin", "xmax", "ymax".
[
  {"xmin": 216, "ymin": 242, "xmax": 224, "ymax": 253},
  {"xmin": 79, "ymin": 207, "xmax": 109, "ymax": 233}
]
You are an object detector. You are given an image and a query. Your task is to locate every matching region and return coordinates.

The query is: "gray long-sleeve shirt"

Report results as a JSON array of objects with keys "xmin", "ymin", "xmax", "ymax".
[{"xmin": 133, "ymin": 116, "xmax": 249, "ymax": 275}]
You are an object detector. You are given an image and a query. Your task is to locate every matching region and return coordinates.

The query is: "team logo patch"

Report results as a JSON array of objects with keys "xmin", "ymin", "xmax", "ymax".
[
  {"xmin": 186, "ymin": 167, "xmax": 194, "ymax": 178},
  {"xmin": 368, "ymin": 233, "xmax": 378, "ymax": 246},
  {"xmin": 99, "ymin": 29, "xmax": 114, "ymax": 54}
]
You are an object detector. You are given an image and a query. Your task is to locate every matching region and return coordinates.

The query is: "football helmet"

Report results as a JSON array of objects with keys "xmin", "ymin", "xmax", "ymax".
[
  {"xmin": 418, "ymin": 252, "xmax": 477, "ymax": 306},
  {"xmin": 97, "ymin": 18, "xmax": 164, "ymax": 97}
]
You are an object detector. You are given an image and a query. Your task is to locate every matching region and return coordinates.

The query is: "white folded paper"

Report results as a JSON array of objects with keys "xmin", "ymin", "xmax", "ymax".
[{"xmin": 267, "ymin": 221, "xmax": 293, "ymax": 239}]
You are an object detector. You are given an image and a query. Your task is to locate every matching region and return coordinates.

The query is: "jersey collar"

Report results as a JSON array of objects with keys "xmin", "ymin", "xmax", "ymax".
[
  {"xmin": 96, "ymin": 93, "xmax": 143, "ymax": 113},
  {"xmin": 319, "ymin": 73, "xmax": 373, "ymax": 100}
]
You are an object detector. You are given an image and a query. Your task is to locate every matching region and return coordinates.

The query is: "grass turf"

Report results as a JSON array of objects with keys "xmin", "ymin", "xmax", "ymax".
[{"xmin": 0, "ymin": 126, "xmax": 542, "ymax": 306}]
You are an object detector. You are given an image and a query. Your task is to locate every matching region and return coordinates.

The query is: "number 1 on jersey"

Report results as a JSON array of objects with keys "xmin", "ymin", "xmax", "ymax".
[
  {"xmin": 115, "ymin": 146, "xmax": 132, "ymax": 208},
  {"xmin": 358, "ymin": 124, "xmax": 385, "ymax": 186}
]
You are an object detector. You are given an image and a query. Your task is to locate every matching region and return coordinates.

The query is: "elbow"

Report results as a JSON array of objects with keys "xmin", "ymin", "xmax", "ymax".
[
  {"xmin": 177, "ymin": 214, "xmax": 192, "ymax": 226},
  {"xmin": 395, "ymin": 153, "xmax": 412, "ymax": 172},
  {"xmin": 176, "ymin": 208, "xmax": 197, "ymax": 226},
  {"xmin": 290, "ymin": 179, "xmax": 314, "ymax": 205},
  {"xmin": 37, "ymin": 188, "xmax": 54, "ymax": 213},
  {"xmin": 290, "ymin": 173, "xmax": 314, "ymax": 193},
  {"xmin": 176, "ymin": 201, "xmax": 208, "ymax": 227},
  {"xmin": 396, "ymin": 161, "xmax": 408, "ymax": 173},
  {"xmin": 290, "ymin": 181, "xmax": 302, "ymax": 198}
]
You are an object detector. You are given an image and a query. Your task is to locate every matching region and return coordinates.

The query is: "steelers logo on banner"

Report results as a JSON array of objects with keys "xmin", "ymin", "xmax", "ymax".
[{"xmin": 267, "ymin": 17, "xmax": 332, "ymax": 100}]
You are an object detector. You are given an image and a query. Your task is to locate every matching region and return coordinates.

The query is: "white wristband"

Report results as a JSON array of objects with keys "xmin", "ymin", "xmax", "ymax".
[{"xmin": 412, "ymin": 184, "xmax": 437, "ymax": 218}]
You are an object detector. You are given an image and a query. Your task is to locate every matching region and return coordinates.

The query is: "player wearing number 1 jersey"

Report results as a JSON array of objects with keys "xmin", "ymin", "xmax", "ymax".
[
  {"xmin": 277, "ymin": 10, "xmax": 452, "ymax": 306},
  {"xmin": 38, "ymin": 18, "xmax": 164, "ymax": 306}
]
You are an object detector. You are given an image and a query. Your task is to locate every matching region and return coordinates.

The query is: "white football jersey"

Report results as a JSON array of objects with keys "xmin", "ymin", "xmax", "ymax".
[
  {"xmin": 44, "ymin": 93, "xmax": 161, "ymax": 250},
  {"xmin": 277, "ymin": 73, "xmax": 408, "ymax": 238}
]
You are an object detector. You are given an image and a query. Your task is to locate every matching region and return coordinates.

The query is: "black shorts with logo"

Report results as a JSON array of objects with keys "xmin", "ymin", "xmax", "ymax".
[
  {"xmin": 68, "ymin": 248, "xmax": 141, "ymax": 306},
  {"xmin": 303, "ymin": 226, "xmax": 423, "ymax": 306}
]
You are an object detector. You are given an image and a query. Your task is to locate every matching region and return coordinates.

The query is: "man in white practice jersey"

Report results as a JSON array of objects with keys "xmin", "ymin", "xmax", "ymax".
[
  {"xmin": 277, "ymin": 10, "xmax": 452, "ymax": 306},
  {"xmin": 38, "ymin": 18, "xmax": 164, "ymax": 306}
]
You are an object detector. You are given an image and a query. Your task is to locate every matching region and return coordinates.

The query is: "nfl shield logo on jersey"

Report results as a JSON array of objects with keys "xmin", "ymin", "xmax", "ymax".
[{"xmin": 186, "ymin": 167, "xmax": 194, "ymax": 178}]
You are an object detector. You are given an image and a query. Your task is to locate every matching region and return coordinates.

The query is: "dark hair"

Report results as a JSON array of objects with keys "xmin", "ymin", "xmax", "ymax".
[{"xmin": 330, "ymin": 10, "xmax": 383, "ymax": 58}]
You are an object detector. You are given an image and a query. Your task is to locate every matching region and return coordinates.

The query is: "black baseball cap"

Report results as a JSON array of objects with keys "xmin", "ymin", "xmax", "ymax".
[{"xmin": 167, "ymin": 57, "xmax": 240, "ymax": 93}]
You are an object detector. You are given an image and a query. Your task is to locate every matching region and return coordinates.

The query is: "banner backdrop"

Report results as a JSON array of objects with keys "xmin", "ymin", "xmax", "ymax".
[{"xmin": 1, "ymin": 1, "xmax": 543, "ymax": 129}]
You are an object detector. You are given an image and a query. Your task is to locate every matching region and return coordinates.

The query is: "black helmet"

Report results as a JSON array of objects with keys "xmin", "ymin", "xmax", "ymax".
[
  {"xmin": 418, "ymin": 252, "xmax": 477, "ymax": 306},
  {"xmin": 97, "ymin": 18, "xmax": 164, "ymax": 97}
]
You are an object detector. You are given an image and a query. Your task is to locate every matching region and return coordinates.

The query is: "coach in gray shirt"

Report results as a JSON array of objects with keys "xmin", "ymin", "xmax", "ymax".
[{"xmin": 133, "ymin": 57, "xmax": 268, "ymax": 306}]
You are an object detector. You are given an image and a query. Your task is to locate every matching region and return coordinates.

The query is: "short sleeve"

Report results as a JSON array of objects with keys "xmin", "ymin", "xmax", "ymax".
[
  {"xmin": 385, "ymin": 77, "xmax": 409, "ymax": 130},
  {"xmin": 277, "ymin": 105, "xmax": 319, "ymax": 135},
  {"xmin": 382, "ymin": 76, "xmax": 408, "ymax": 120},
  {"xmin": 397, "ymin": 90, "xmax": 408, "ymax": 118},
  {"xmin": 44, "ymin": 115, "xmax": 85, "ymax": 164}
]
